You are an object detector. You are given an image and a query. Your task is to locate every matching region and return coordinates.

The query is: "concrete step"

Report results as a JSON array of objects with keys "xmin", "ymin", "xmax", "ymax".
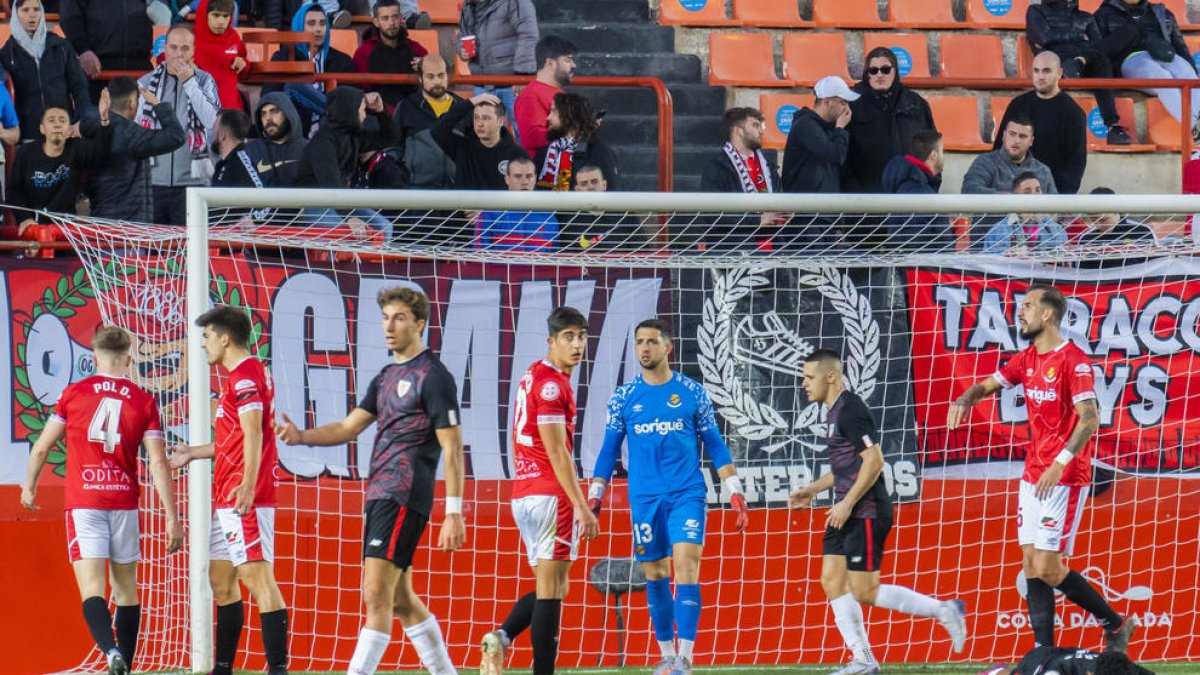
[
  {"xmin": 533, "ymin": 0, "xmax": 650, "ymax": 23},
  {"xmin": 540, "ymin": 22, "xmax": 675, "ymax": 54},
  {"xmin": 616, "ymin": 144, "xmax": 713, "ymax": 175},
  {"xmin": 576, "ymin": 52, "xmax": 702, "ymax": 83},
  {"xmin": 575, "ymin": 84, "xmax": 727, "ymax": 117},
  {"xmin": 601, "ymin": 114, "xmax": 724, "ymax": 146}
]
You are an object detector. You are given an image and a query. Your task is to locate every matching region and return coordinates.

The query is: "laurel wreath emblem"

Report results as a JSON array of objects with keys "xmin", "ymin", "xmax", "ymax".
[{"xmin": 697, "ymin": 266, "xmax": 881, "ymax": 451}]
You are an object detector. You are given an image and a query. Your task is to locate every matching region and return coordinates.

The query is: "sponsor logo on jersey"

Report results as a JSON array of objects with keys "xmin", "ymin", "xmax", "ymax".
[
  {"xmin": 235, "ymin": 379, "xmax": 256, "ymax": 391},
  {"xmin": 1026, "ymin": 368, "xmax": 1033, "ymax": 377},
  {"xmin": 1024, "ymin": 387, "xmax": 1058, "ymax": 403},
  {"xmin": 369, "ymin": 538, "xmax": 383, "ymax": 547},
  {"xmin": 684, "ymin": 519, "xmax": 700, "ymax": 529},
  {"xmin": 636, "ymin": 544, "xmax": 645, "ymax": 555},
  {"xmin": 1041, "ymin": 516, "xmax": 1059, "ymax": 529},
  {"xmin": 632, "ymin": 404, "xmax": 644, "ymax": 413},
  {"xmin": 540, "ymin": 381, "xmax": 561, "ymax": 401},
  {"xmin": 686, "ymin": 531, "xmax": 698, "ymax": 539},
  {"xmin": 851, "ymin": 556, "xmax": 863, "ymax": 563},
  {"xmin": 1044, "ymin": 367, "xmax": 1058, "ymax": 383},
  {"xmin": 396, "ymin": 380, "xmax": 412, "ymax": 398},
  {"xmin": 1075, "ymin": 363, "xmax": 1091, "ymax": 375},
  {"xmin": 633, "ymin": 418, "xmax": 685, "ymax": 435},
  {"xmin": 667, "ymin": 393, "xmax": 682, "ymax": 408}
]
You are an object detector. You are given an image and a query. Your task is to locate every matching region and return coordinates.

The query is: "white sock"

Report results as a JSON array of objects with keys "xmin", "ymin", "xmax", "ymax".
[
  {"xmin": 678, "ymin": 639, "xmax": 694, "ymax": 661},
  {"xmin": 875, "ymin": 584, "xmax": 943, "ymax": 618},
  {"xmin": 404, "ymin": 615, "xmax": 457, "ymax": 675},
  {"xmin": 830, "ymin": 593, "xmax": 873, "ymax": 663},
  {"xmin": 348, "ymin": 627, "xmax": 391, "ymax": 675},
  {"xmin": 658, "ymin": 640, "xmax": 676, "ymax": 659}
]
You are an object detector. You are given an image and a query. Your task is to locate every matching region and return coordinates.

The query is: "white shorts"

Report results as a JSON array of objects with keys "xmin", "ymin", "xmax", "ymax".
[
  {"xmin": 512, "ymin": 494, "xmax": 579, "ymax": 568},
  {"xmin": 1017, "ymin": 480, "xmax": 1088, "ymax": 556},
  {"xmin": 209, "ymin": 507, "xmax": 275, "ymax": 567},
  {"xmin": 66, "ymin": 509, "xmax": 140, "ymax": 564}
]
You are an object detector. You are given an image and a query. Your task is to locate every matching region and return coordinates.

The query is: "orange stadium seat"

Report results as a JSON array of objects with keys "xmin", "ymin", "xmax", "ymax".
[
  {"xmin": 928, "ymin": 96, "xmax": 989, "ymax": 151},
  {"xmin": 1162, "ymin": 0, "xmax": 1200, "ymax": 30},
  {"xmin": 939, "ymin": 34, "xmax": 1006, "ymax": 79},
  {"xmin": 782, "ymin": 32, "xmax": 849, "ymax": 85},
  {"xmin": 1016, "ymin": 34, "xmax": 1033, "ymax": 79},
  {"xmin": 889, "ymin": 0, "xmax": 960, "ymax": 29},
  {"xmin": 422, "ymin": 0, "xmax": 462, "ymax": 24},
  {"xmin": 330, "ymin": 29, "xmax": 358, "ymax": 58},
  {"xmin": 709, "ymin": 32, "xmax": 783, "ymax": 86},
  {"xmin": 965, "ymin": 0, "xmax": 1030, "ymax": 29},
  {"xmin": 733, "ymin": 0, "xmax": 812, "ymax": 28},
  {"xmin": 1147, "ymin": 98, "xmax": 1187, "ymax": 151},
  {"xmin": 861, "ymin": 33, "xmax": 933, "ymax": 79},
  {"xmin": 812, "ymin": 0, "xmax": 890, "ymax": 28},
  {"xmin": 660, "ymin": 0, "xmax": 739, "ymax": 26},
  {"xmin": 408, "ymin": 29, "xmax": 440, "ymax": 56},
  {"xmin": 989, "ymin": 95, "xmax": 1013, "ymax": 142},
  {"xmin": 1077, "ymin": 0, "xmax": 1101, "ymax": 10},
  {"xmin": 1072, "ymin": 96, "xmax": 1156, "ymax": 151},
  {"xmin": 759, "ymin": 93, "xmax": 814, "ymax": 148}
]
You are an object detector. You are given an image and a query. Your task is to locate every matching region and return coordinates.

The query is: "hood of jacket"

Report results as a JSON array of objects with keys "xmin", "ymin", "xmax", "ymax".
[
  {"xmin": 1042, "ymin": 0, "xmax": 1077, "ymax": 9},
  {"xmin": 194, "ymin": 0, "xmax": 241, "ymax": 52},
  {"xmin": 1104, "ymin": 0, "xmax": 1147, "ymax": 13},
  {"xmin": 325, "ymin": 86, "xmax": 365, "ymax": 132},
  {"xmin": 255, "ymin": 91, "xmax": 303, "ymax": 143},
  {"xmin": 291, "ymin": 2, "xmax": 330, "ymax": 62}
]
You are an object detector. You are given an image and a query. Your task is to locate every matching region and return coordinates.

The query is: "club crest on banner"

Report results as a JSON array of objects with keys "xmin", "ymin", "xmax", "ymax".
[{"xmin": 697, "ymin": 266, "xmax": 880, "ymax": 453}]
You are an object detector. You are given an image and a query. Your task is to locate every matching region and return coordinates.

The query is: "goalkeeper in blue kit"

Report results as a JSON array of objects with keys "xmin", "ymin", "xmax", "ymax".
[{"xmin": 588, "ymin": 319, "xmax": 749, "ymax": 673}]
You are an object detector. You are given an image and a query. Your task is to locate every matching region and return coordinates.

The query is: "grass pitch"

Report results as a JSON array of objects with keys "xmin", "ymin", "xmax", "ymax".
[{"xmin": 201, "ymin": 665, "xmax": 1197, "ymax": 674}]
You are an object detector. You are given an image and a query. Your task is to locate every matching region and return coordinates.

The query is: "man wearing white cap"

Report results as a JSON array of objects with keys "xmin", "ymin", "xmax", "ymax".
[{"xmin": 781, "ymin": 75, "xmax": 858, "ymax": 193}]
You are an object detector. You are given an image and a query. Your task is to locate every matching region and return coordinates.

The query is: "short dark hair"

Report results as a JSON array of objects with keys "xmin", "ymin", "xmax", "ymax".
[
  {"xmin": 106, "ymin": 76, "xmax": 139, "ymax": 111},
  {"xmin": 1006, "ymin": 115, "xmax": 1035, "ymax": 135},
  {"xmin": 1012, "ymin": 171, "xmax": 1041, "ymax": 191},
  {"xmin": 42, "ymin": 103, "xmax": 70, "ymax": 119},
  {"xmin": 547, "ymin": 306, "xmax": 588, "ymax": 336},
  {"xmin": 372, "ymin": 0, "xmax": 401, "ymax": 16},
  {"xmin": 635, "ymin": 318, "xmax": 672, "ymax": 340},
  {"xmin": 474, "ymin": 98, "xmax": 506, "ymax": 118},
  {"xmin": 552, "ymin": 92, "xmax": 599, "ymax": 141},
  {"xmin": 217, "ymin": 108, "xmax": 252, "ymax": 142},
  {"xmin": 1026, "ymin": 284, "xmax": 1067, "ymax": 324},
  {"xmin": 722, "ymin": 107, "xmax": 764, "ymax": 141},
  {"xmin": 196, "ymin": 305, "xmax": 252, "ymax": 348},
  {"xmin": 207, "ymin": 0, "xmax": 235, "ymax": 14},
  {"xmin": 93, "ymin": 326, "xmax": 132, "ymax": 355},
  {"xmin": 536, "ymin": 35, "xmax": 577, "ymax": 70},
  {"xmin": 575, "ymin": 163, "xmax": 603, "ymax": 177},
  {"xmin": 507, "ymin": 155, "xmax": 535, "ymax": 174},
  {"xmin": 804, "ymin": 348, "xmax": 842, "ymax": 371},
  {"xmin": 377, "ymin": 286, "xmax": 430, "ymax": 323},
  {"xmin": 1090, "ymin": 186, "xmax": 1116, "ymax": 195},
  {"xmin": 908, "ymin": 129, "xmax": 943, "ymax": 162}
]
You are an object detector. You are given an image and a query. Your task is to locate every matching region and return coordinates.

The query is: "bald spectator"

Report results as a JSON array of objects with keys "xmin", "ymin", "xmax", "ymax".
[
  {"xmin": 963, "ymin": 116, "xmax": 1057, "ymax": 194},
  {"xmin": 993, "ymin": 51, "xmax": 1088, "ymax": 194},
  {"xmin": 393, "ymin": 54, "xmax": 471, "ymax": 188}
]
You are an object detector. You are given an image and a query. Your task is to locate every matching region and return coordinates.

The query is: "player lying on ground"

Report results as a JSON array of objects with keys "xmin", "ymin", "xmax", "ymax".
[
  {"xmin": 170, "ymin": 306, "xmax": 290, "ymax": 675},
  {"xmin": 21, "ymin": 326, "xmax": 183, "ymax": 675},
  {"xmin": 948, "ymin": 285, "xmax": 1132, "ymax": 651},
  {"xmin": 588, "ymin": 318, "xmax": 750, "ymax": 674},
  {"xmin": 976, "ymin": 622, "xmax": 1149, "ymax": 675},
  {"xmin": 790, "ymin": 349, "xmax": 967, "ymax": 675},
  {"xmin": 479, "ymin": 307, "xmax": 600, "ymax": 675},
  {"xmin": 276, "ymin": 287, "xmax": 465, "ymax": 675}
]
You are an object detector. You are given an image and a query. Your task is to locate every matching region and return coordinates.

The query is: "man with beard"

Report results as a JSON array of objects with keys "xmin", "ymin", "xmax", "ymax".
[
  {"xmin": 948, "ymin": 285, "xmax": 1134, "ymax": 653},
  {"xmin": 211, "ymin": 109, "xmax": 263, "ymax": 188},
  {"xmin": 962, "ymin": 116, "xmax": 1057, "ymax": 194},
  {"xmin": 353, "ymin": 0, "xmax": 428, "ymax": 111},
  {"xmin": 264, "ymin": 3, "xmax": 356, "ymax": 138},
  {"xmin": 246, "ymin": 92, "xmax": 307, "ymax": 188},
  {"xmin": 534, "ymin": 91, "xmax": 617, "ymax": 191},
  {"xmin": 515, "ymin": 35, "xmax": 576, "ymax": 158},
  {"xmin": 699, "ymin": 106, "xmax": 784, "ymax": 251},
  {"xmin": 394, "ymin": 54, "xmax": 471, "ymax": 189}
]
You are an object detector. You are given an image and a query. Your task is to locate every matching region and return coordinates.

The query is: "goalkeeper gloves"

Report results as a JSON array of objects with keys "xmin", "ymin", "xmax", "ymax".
[
  {"xmin": 725, "ymin": 475, "xmax": 749, "ymax": 532},
  {"xmin": 587, "ymin": 480, "xmax": 605, "ymax": 518}
]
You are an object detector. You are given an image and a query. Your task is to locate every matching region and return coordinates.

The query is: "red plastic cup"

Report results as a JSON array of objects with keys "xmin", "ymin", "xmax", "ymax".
[{"xmin": 461, "ymin": 34, "xmax": 477, "ymax": 58}]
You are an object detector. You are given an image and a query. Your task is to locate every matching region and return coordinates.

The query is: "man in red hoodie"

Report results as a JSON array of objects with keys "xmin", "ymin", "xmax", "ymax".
[{"xmin": 194, "ymin": 0, "xmax": 248, "ymax": 110}]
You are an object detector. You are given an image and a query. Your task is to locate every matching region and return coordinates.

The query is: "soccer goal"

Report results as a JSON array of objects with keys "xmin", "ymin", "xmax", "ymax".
[{"xmin": 49, "ymin": 189, "xmax": 1200, "ymax": 673}]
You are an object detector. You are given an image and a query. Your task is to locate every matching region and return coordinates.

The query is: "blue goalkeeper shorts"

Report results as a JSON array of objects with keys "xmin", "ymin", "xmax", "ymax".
[{"xmin": 628, "ymin": 493, "xmax": 707, "ymax": 562}]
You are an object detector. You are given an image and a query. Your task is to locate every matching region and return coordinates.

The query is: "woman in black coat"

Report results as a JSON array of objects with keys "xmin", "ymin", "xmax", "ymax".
[
  {"xmin": 1092, "ymin": 0, "xmax": 1198, "ymax": 124},
  {"xmin": 842, "ymin": 46, "xmax": 937, "ymax": 193}
]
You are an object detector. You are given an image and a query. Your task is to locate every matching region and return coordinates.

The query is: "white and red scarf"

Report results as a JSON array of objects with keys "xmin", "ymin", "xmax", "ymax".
[
  {"xmin": 538, "ymin": 135, "xmax": 576, "ymax": 191},
  {"xmin": 724, "ymin": 141, "xmax": 773, "ymax": 193}
]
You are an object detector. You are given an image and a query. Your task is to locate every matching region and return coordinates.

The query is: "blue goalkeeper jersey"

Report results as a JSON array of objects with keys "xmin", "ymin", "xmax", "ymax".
[{"xmin": 594, "ymin": 371, "xmax": 733, "ymax": 500}]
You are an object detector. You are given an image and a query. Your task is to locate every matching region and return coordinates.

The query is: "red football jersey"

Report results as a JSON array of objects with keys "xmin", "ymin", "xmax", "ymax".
[
  {"xmin": 51, "ymin": 374, "xmax": 163, "ymax": 510},
  {"xmin": 214, "ymin": 357, "xmax": 278, "ymax": 508},
  {"xmin": 512, "ymin": 360, "xmax": 576, "ymax": 499},
  {"xmin": 995, "ymin": 340, "xmax": 1097, "ymax": 486}
]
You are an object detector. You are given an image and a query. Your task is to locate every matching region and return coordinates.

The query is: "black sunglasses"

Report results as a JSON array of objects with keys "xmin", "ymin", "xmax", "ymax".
[{"xmin": 867, "ymin": 65, "xmax": 894, "ymax": 75}]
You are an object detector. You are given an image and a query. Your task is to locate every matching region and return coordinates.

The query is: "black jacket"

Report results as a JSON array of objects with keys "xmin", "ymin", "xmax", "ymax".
[
  {"xmin": 246, "ymin": 92, "xmax": 308, "ymax": 187},
  {"xmin": 0, "ymin": 32, "xmax": 96, "ymax": 141},
  {"xmin": 697, "ymin": 147, "xmax": 782, "ymax": 250},
  {"xmin": 393, "ymin": 90, "xmax": 472, "ymax": 189},
  {"xmin": 843, "ymin": 78, "xmax": 936, "ymax": 192},
  {"xmin": 9, "ymin": 125, "xmax": 112, "ymax": 217},
  {"xmin": 781, "ymin": 107, "xmax": 848, "ymax": 193},
  {"xmin": 59, "ymin": 0, "xmax": 152, "ymax": 69},
  {"xmin": 295, "ymin": 86, "xmax": 367, "ymax": 188},
  {"xmin": 1026, "ymin": 0, "xmax": 1107, "ymax": 61},
  {"xmin": 431, "ymin": 100, "xmax": 529, "ymax": 190},
  {"xmin": 699, "ymin": 147, "xmax": 780, "ymax": 192},
  {"xmin": 213, "ymin": 144, "xmax": 265, "ymax": 188},
  {"xmin": 1093, "ymin": 0, "xmax": 1192, "ymax": 66},
  {"xmin": 90, "ymin": 103, "xmax": 186, "ymax": 222},
  {"xmin": 880, "ymin": 154, "xmax": 952, "ymax": 250},
  {"xmin": 533, "ymin": 136, "xmax": 621, "ymax": 191}
]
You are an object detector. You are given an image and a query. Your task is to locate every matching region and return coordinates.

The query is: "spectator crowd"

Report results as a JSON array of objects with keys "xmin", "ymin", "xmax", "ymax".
[{"xmin": 0, "ymin": 0, "xmax": 1184, "ymax": 253}]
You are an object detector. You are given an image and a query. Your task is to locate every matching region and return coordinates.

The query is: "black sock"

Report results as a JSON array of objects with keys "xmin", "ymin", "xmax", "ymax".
[
  {"xmin": 114, "ymin": 604, "xmax": 141, "ymax": 667},
  {"xmin": 81, "ymin": 596, "xmax": 117, "ymax": 655},
  {"xmin": 531, "ymin": 598, "xmax": 562, "ymax": 675},
  {"xmin": 500, "ymin": 592, "xmax": 537, "ymax": 642},
  {"xmin": 260, "ymin": 607, "xmax": 290, "ymax": 672},
  {"xmin": 1026, "ymin": 578, "xmax": 1057, "ymax": 647},
  {"xmin": 213, "ymin": 601, "xmax": 245, "ymax": 675},
  {"xmin": 1056, "ymin": 570, "xmax": 1122, "ymax": 630}
]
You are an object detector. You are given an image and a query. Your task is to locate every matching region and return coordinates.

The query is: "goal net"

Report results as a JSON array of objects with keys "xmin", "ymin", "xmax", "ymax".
[{"xmin": 46, "ymin": 190, "xmax": 1200, "ymax": 672}]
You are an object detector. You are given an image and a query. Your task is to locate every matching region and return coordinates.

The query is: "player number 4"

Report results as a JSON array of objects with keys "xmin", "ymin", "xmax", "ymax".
[{"xmin": 87, "ymin": 397, "xmax": 124, "ymax": 453}]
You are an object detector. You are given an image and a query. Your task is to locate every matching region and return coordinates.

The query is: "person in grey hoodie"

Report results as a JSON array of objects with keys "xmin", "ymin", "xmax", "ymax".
[
  {"xmin": 90, "ymin": 76, "xmax": 187, "ymax": 223},
  {"xmin": 458, "ymin": 0, "xmax": 538, "ymax": 126},
  {"xmin": 246, "ymin": 92, "xmax": 307, "ymax": 187},
  {"xmin": 961, "ymin": 115, "xmax": 1058, "ymax": 194},
  {"xmin": 137, "ymin": 25, "xmax": 220, "ymax": 225}
]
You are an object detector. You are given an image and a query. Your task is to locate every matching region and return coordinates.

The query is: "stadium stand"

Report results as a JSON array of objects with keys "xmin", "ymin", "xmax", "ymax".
[
  {"xmin": 659, "ymin": 0, "xmax": 739, "ymax": 26},
  {"xmin": 861, "ymin": 32, "xmax": 933, "ymax": 79},
  {"xmin": 965, "ymin": 0, "xmax": 1030, "ymax": 30},
  {"xmin": 732, "ymin": 0, "xmax": 813, "ymax": 28},
  {"xmin": 1164, "ymin": 0, "xmax": 1200, "ymax": 30},
  {"xmin": 813, "ymin": 0, "xmax": 890, "ymax": 29},
  {"xmin": 330, "ymin": 29, "xmax": 359, "ymax": 58},
  {"xmin": 1148, "ymin": 98, "xmax": 1186, "ymax": 151},
  {"xmin": 781, "ymin": 32, "xmax": 850, "ymax": 85},
  {"xmin": 889, "ymin": 0, "xmax": 961, "ymax": 30},
  {"xmin": 928, "ymin": 96, "xmax": 990, "ymax": 151},
  {"xmin": 423, "ymin": 0, "xmax": 464, "ymax": 24},
  {"xmin": 709, "ymin": 32, "xmax": 784, "ymax": 87},
  {"xmin": 759, "ymin": 93, "xmax": 814, "ymax": 148},
  {"xmin": 1016, "ymin": 34, "xmax": 1033, "ymax": 79},
  {"xmin": 408, "ymin": 29, "xmax": 441, "ymax": 57},
  {"xmin": 939, "ymin": 33, "xmax": 1006, "ymax": 79},
  {"xmin": 1069, "ymin": 96, "xmax": 1155, "ymax": 152}
]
